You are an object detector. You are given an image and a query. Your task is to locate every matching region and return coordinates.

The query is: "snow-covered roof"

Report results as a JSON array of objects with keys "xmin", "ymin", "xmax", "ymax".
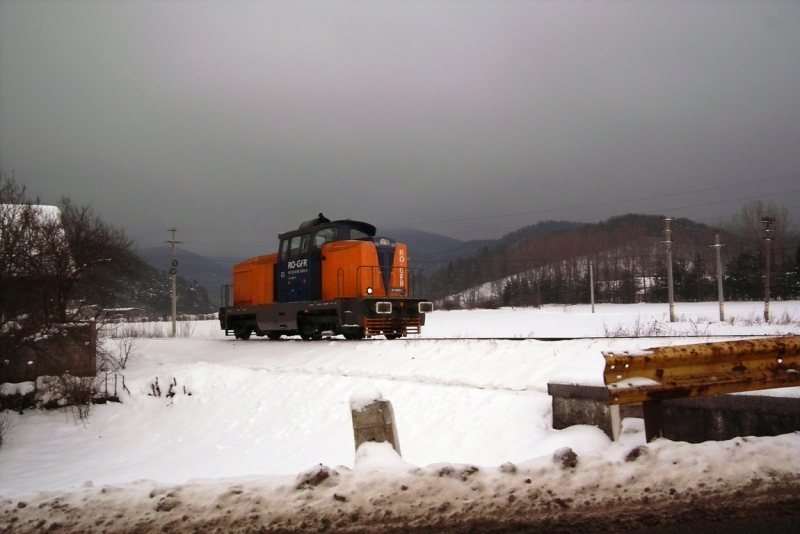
[{"xmin": 0, "ymin": 203, "xmax": 61, "ymax": 224}]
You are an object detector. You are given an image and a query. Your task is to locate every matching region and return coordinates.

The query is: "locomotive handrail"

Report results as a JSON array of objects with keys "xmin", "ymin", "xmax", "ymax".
[
  {"xmin": 336, "ymin": 267, "xmax": 345, "ymax": 299},
  {"xmin": 408, "ymin": 269, "xmax": 422, "ymax": 298},
  {"xmin": 603, "ymin": 336, "xmax": 800, "ymax": 405}
]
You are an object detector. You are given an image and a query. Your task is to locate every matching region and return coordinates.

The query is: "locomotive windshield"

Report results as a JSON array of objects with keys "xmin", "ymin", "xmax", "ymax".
[
  {"xmin": 288, "ymin": 235, "xmax": 303, "ymax": 257},
  {"xmin": 313, "ymin": 227, "xmax": 337, "ymax": 250}
]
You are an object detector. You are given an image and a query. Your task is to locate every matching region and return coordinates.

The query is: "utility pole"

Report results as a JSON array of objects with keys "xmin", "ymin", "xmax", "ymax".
[
  {"xmin": 663, "ymin": 218, "xmax": 675, "ymax": 322},
  {"xmin": 762, "ymin": 217, "xmax": 775, "ymax": 322},
  {"xmin": 165, "ymin": 229, "xmax": 183, "ymax": 337},
  {"xmin": 711, "ymin": 232, "xmax": 725, "ymax": 322},
  {"xmin": 589, "ymin": 260, "xmax": 595, "ymax": 313}
]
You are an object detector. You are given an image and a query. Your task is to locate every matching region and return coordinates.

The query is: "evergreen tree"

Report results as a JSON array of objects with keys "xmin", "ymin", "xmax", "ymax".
[{"xmin": 725, "ymin": 252, "xmax": 762, "ymax": 301}]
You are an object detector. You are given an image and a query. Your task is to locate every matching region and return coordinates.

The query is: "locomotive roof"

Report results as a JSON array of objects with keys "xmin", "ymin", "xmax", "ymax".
[{"xmin": 278, "ymin": 219, "xmax": 376, "ymax": 240}]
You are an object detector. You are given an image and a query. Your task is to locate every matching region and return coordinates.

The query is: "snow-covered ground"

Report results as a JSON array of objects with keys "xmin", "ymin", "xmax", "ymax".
[{"xmin": 1, "ymin": 302, "xmax": 800, "ymax": 532}]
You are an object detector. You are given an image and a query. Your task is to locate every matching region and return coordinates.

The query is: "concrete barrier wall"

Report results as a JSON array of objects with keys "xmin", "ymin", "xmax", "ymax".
[
  {"xmin": 549, "ymin": 381, "xmax": 800, "ymax": 443},
  {"xmin": 548, "ymin": 382, "xmax": 642, "ymax": 440},
  {"xmin": 646, "ymin": 394, "xmax": 800, "ymax": 443}
]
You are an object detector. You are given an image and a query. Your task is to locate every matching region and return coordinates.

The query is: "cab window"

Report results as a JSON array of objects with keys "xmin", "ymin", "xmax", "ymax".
[
  {"xmin": 300, "ymin": 233, "xmax": 311, "ymax": 254},
  {"xmin": 350, "ymin": 228, "xmax": 370, "ymax": 240},
  {"xmin": 289, "ymin": 236, "xmax": 302, "ymax": 257},
  {"xmin": 312, "ymin": 228, "xmax": 337, "ymax": 250},
  {"xmin": 280, "ymin": 240, "xmax": 289, "ymax": 260}
]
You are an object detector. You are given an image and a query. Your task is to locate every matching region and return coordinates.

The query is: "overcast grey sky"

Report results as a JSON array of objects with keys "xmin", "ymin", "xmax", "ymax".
[{"xmin": 1, "ymin": 0, "xmax": 799, "ymax": 261}]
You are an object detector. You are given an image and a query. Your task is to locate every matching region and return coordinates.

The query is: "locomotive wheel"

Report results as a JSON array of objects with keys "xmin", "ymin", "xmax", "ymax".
[
  {"xmin": 234, "ymin": 326, "xmax": 252, "ymax": 340},
  {"xmin": 343, "ymin": 328, "xmax": 365, "ymax": 341},
  {"xmin": 299, "ymin": 318, "xmax": 321, "ymax": 341},
  {"xmin": 384, "ymin": 333, "xmax": 401, "ymax": 340},
  {"xmin": 266, "ymin": 332, "xmax": 282, "ymax": 340}
]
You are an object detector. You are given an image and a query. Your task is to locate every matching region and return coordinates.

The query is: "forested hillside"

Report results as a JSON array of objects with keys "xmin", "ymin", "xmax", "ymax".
[
  {"xmin": 108, "ymin": 262, "xmax": 214, "ymax": 316},
  {"xmin": 392, "ymin": 220, "xmax": 586, "ymax": 269},
  {"xmin": 139, "ymin": 246, "xmax": 229, "ymax": 308},
  {"xmin": 427, "ymin": 204, "xmax": 798, "ymax": 308}
]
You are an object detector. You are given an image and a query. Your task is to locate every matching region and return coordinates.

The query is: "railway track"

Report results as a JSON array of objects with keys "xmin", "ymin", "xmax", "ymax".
[{"xmin": 240, "ymin": 333, "xmax": 780, "ymax": 342}]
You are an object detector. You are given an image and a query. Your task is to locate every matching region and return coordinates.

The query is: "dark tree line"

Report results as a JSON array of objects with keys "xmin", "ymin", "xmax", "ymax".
[{"xmin": 426, "ymin": 205, "xmax": 796, "ymax": 309}]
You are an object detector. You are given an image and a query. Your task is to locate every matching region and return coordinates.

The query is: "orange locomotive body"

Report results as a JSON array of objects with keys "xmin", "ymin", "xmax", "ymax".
[
  {"xmin": 219, "ymin": 215, "xmax": 433, "ymax": 340},
  {"xmin": 232, "ymin": 254, "xmax": 277, "ymax": 306},
  {"xmin": 320, "ymin": 241, "xmax": 409, "ymax": 299}
]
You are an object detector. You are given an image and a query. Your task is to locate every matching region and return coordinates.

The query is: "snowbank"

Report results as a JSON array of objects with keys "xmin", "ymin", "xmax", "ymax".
[{"xmin": 2, "ymin": 302, "xmax": 800, "ymax": 530}]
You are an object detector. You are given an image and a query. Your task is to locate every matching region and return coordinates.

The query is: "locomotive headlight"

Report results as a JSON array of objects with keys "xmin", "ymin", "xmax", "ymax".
[
  {"xmin": 366, "ymin": 287, "xmax": 373, "ymax": 295},
  {"xmin": 419, "ymin": 302, "xmax": 434, "ymax": 313},
  {"xmin": 379, "ymin": 238, "xmax": 391, "ymax": 246}
]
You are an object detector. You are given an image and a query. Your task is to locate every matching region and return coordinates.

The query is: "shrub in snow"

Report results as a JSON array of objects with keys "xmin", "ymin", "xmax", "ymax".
[
  {"xmin": 438, "ymin": 299, "xmax": 463, "ymax": 311},
  {"xmin": 31, "ymin": 374, "xmax": 101, "ymax": 423},
  {"xmin": 146, "ymin": 377, "xmax": 189, "ymax": 398},
  {"xmin": 98, "ymin": 336, "xmax": 141, "ymax": 371},
  {"xmin": 0, "ymin": 381, "xmax": 36, "ymax": 412},
  {"xmin": 150, "ymin": 377, "xmax": 162, "ymax": 397},
  {"xmin": 55, "ymin": 375, "xmax": 98, "ymax": 422}
]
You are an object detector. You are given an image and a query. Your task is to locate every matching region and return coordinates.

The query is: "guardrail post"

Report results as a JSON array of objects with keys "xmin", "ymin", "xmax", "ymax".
[
  {"xmin": 350, "ymin": 388, "xmax": 401, "ymax": 455},
  {"xmin": 610, "ymin": 404, "xmax": 621, "ymax": 441},
  {"xmin": 642, "ymin": 401, "xmax": 665, "ymax": 442}
]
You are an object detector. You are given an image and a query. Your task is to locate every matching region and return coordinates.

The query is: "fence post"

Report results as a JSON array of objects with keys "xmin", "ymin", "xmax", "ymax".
[{"xmin": 349, "ymin": 388, "xmax": 401, "ymax": 455}]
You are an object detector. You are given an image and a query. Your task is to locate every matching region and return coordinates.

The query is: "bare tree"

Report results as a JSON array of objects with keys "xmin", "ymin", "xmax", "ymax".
[
  {"xmin": 728, "ymin": 200, "xmax": 791, "ymax": 254},
  {"xmin": 0, "ymin": 173, "xmax": 45, "ymax": 367},
  {"xmin": 725, "ymin": 201, "xmax": 792, "ymax": 300},
  {"xmin": 55, "ymin": 198, "xmax": 143, "ymax": 321},
  {"xmin": 1, "ymin": 172, "xmax": 143, "ymax": 390}
]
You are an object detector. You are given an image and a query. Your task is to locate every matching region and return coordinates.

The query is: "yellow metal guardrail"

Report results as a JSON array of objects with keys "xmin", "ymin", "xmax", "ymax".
[{"xmin": 603, "ymin": 336, "xmax": 800, "ymax": 405}]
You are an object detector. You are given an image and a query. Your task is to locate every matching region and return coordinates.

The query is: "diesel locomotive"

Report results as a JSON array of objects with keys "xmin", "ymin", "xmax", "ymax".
[{"xmin": 219, "ymin": 214, "xmax": 434, "ymax": 340}]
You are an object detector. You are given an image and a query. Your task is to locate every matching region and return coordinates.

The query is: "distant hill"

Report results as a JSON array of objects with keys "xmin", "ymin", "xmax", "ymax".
[
  {"xmin": 382, "ymin": 220, "xmax": 584, "ymax": 271},
  {"xmin": 497, "ymin": 220, "xmax": 586, "ymax": 247},
  {"xmin": 425, "ymin": 213, "xmax": 738, "ymax": 307},
  {"xmin": 378, "ymin": 227, "xmax": 464, "ymax": 269},
  {"xmin": 139, "ymin": 246, "xmax": 231, "ymax": 306}
]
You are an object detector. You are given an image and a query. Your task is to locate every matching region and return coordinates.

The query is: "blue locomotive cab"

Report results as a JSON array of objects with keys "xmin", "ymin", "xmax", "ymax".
[{"xmin": 276, "ymin": 214, "xmax": 377, "ymax": 303}]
